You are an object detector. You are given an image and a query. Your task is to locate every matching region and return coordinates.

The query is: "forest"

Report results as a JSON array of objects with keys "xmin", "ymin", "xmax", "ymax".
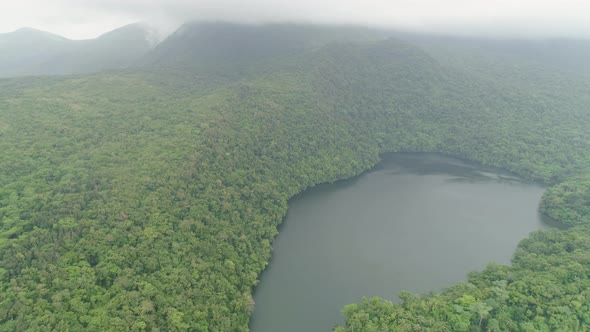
[{"xmin": 0, "ymin": 25, "xmax": 589, "ymax": 331}]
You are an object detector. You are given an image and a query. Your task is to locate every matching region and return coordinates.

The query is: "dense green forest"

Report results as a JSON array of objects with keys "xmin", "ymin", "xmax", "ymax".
[{"xmin": 0, "ymin": 24, "xmax": 590, "ymax": 331}]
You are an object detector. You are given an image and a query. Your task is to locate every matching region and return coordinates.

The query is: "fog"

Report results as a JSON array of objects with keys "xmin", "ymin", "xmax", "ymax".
[{"xmin": 1, "ymin": 0, "xmax": 590, "ymax": 40}]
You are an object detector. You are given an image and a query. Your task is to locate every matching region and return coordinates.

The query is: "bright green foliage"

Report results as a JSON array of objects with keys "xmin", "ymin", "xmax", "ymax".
[
  {"xmin": 0, "ymin": 35, "xmax": 589, "ymax": 331},
  {"xmin": 541, "ymin": 175, "xmax": 590, "ymax": 226}
]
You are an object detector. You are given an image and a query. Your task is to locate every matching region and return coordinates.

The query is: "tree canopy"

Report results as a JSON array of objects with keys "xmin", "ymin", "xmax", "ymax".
[{"xmin": 0, "ymin": 34, "xmax": 589, "ymax": 331}]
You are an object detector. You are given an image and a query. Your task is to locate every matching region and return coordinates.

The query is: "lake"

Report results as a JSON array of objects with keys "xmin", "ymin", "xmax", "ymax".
[{"xmin": 249, "ymin": 153, "xmax": 560, "ymax": 332}]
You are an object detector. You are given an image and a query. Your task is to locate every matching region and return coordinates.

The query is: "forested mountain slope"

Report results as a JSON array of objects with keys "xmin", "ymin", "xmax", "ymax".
[
  {"xmin": 141, "ymin": 23, "xmax": 385, "ymax": 77},
  {"xmin": 34, "ymin": 24, "xmax": 156, "ymax": 76},
  {"xmin": 0, "ymin": 26, "xmax": 589, "ymax": 331},
  {"xmin": 0, "ymin": 28, "xmax": 73, "ymax": 78},
  {"xmin": 396, "ymin": 33, "xmax": 590, "ymax": 76},
  {"xmin": 0, "ymin": 24, "xmax": 154, "ymax": 78}
]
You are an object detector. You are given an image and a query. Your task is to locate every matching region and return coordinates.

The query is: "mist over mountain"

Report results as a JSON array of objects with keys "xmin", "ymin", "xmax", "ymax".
[
  {"xmin": 0, "ymin": 28, "xmax": 72, "ymax": 77},
  {"xmin": 0, "ymin": 23, "xmax": 155, "ymax": 77},
  {"xmin": 396, "ymin": 32, "xmax": 590, "ymax": 75},
  {"xmin": 141, "ymin": 22, "xmax": 387, "ymax": 73},
  {"xmin": 2, "ymin": 21, "xmax": 590, "ymax": 79},
  {"xmin": 38, "ymin": 23, "xmax": 155, "ymax": 76}
]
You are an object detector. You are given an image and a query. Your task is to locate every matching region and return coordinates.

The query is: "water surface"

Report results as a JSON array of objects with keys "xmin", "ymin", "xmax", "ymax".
[{"xmin": 250, "ymin": 153, "xmax": 558, "ymax": 332}]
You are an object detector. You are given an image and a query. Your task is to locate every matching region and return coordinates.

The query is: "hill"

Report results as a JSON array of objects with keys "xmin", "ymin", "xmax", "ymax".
[
  {"xmin": 141, "ymin": 22, "xmax": 386, "ymax": 77},
  {"xmin": 0, "ymin": 24, "xmax": 154, "ymax": 77},
  {"xmin": 0, "ymin": 28, "xmax": 73, "ymax": 77}
]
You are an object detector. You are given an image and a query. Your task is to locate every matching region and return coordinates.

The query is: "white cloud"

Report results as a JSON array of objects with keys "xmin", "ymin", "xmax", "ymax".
[{"xmin": 1, "ymin": 0, "xmax": 590, "ymax": 39}]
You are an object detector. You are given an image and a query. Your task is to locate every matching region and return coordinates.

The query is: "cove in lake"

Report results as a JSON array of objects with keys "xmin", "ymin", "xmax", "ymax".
[{"xmin": 249, "ymin": 153, "xmax": 561, "ymax": 332}]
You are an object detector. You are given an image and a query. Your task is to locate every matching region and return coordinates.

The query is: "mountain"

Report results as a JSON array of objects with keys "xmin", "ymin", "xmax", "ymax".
[
  {"xmin": 0, "ymin": 28, "xmax": 73, "ymax": 77},
  {"xmin": 0, "ymin": 24, "xmax": 155, "ymax": 78},
  {"xmin": 141, "ymin": 22, "xmax": 386, "ymax": 74},
  {"xmin": 395, "ymin": 32, "xmax": 590, "ymax": 75},
  {"xmin": 33, "ymin": 23, "xmax": 156, "ymax": 76},
  {"xmin": 3, "ymin": 22, "xmax": 590, "ymax": 79}
]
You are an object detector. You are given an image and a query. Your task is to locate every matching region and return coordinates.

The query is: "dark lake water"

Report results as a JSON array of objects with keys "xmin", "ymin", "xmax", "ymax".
[{"xmin": 249, "ymin": 153, "xmax": 559, "ymax": 332}]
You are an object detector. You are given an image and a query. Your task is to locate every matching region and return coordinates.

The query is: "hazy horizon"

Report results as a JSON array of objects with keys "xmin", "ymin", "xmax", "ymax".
[
  {"xmin": 2, "ymin": 0, "xmax": 590, "ymax": 40},
  {"xmin": 4, "ymin": 20, "xmax": 590, "ymax": 44}
]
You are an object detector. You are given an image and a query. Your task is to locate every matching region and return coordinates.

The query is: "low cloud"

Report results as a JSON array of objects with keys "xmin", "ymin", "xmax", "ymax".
[{"xmin": 2, "ymin": 0, "xmax": 590, "ymax": 39}]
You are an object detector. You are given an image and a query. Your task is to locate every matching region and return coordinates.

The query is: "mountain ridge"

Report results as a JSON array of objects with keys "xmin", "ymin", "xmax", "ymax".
[
  {"xmin": 3, "ymin": 22, "xmax": 590, "ymax": 78},
  {"xmin": 0, "ymin": 23, "xmax": 155, "ymax": 77}
]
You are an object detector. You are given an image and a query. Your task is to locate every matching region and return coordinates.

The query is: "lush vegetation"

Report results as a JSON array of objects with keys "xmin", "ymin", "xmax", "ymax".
[
  {"xmin": 541, "ymin": 176, "xmax": 590, "ymax": 226},
  {"xmin": 0, "ymin": 26, "xmax": 589, "ymax": 331},
  {"xmin": 332, "ymin": 40, "xmax": 590, "ymax": 332}
]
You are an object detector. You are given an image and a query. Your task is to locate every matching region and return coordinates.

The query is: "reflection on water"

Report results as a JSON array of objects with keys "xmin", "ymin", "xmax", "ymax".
[{"xmin": 382, "ymin": 153, "xmax": 522, "ymax": 185}]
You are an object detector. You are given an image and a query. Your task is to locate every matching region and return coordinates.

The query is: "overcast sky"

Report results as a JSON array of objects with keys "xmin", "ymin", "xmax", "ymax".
[{"xmin": 1, "ymin": 0, "xmax": 590, "ymax": 40}]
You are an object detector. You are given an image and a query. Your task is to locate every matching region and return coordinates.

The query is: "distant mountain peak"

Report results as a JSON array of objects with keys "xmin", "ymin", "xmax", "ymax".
[
  {"xmin": 143, "ymin": 22, "xmax": 386, "ymax": 69},
  {"xmin": 92, "ymin": 22, "xmax": 172, "ymax": 48},
  {"xmin": 5, "ymin": 27, "xmax": 69, "ymax": 42},
  {"xmin": 138, "ymin": 22, "xmax": 177, "ymax": 47},
  {"xmin": 13, "ymin": 27, "xmax": 38, "ymax": 33},
  {"xmin": 0, "ymin": 23, "xmax": 154, "ymax": 77}
]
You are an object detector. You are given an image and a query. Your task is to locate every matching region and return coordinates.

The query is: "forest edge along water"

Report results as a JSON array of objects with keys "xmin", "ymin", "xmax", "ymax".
[{"xmin": 249, "ymin": 153, "xmax": 564, "ymax": 332}]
